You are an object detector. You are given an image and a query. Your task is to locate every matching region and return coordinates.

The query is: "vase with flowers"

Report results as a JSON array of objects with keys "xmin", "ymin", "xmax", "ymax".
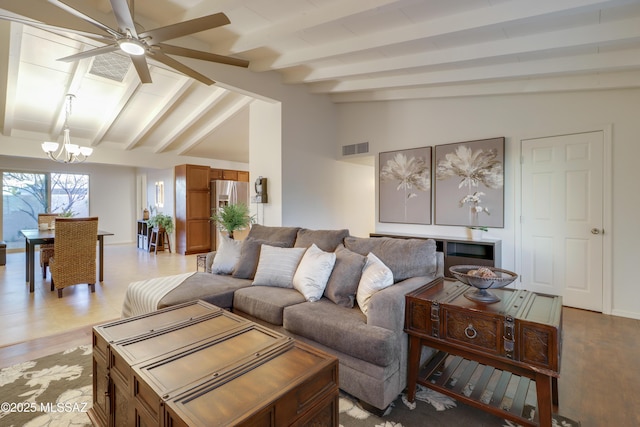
[{"xmin": 467, "ymin": 226, "xmax": 488, "ymax": 240}]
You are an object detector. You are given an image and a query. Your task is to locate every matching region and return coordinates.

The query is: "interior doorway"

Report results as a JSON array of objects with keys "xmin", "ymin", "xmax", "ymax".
[{"xmin": 520, "ymin": 130, "xmax": 609, "ymax": 312}]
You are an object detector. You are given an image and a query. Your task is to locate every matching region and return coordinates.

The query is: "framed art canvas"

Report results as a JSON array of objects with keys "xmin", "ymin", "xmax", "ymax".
[
  {"xmin": 379, "ymin": 146, "xmax": 431, "ymax": 224},
  {"xmin": 434, "ymin": 137, "xmax": 505, "ymax": 228}
]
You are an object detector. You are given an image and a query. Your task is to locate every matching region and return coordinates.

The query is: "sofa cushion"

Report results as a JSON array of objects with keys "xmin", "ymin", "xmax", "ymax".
[
  {"xmin": 324, "ymin": 244, "xmax": 366, "ymax": 308},
  {"xmin": 247, "ymin": 224, "xmax": 300, "ymax": 247},
  {"xmin": 232, "ymin": 238, "xmax": 289, "ymax": 279},
  {"xmin": 252, "ymin": 245, "xmax": 306, "ymax": 288},
  {"xmin": 234, "ymin": 286, "xmax": 306, "ymax": 325},
  {"xmin": 211, "ymin": 235, "xmax": 242, "ymax": 275},
  {"xmin": 356, "ymin": 253, "xmax": 394, "ymax": 315},
  {"xmin": 292, "ymin": 244, "xmax": 336, "ymax": 302},
  {"xmin": 284, "ymin": 299, "xmax": 397, "ymax": 367},
  {"xmin": 344, "ymin": 236, "xmax": 437, "ymax": 282},
  {"xmin": 294, "ymin": 228, "xmax": 349, "ymax": 252},
  {"xmin": 157, "ymin": 273, "xmax": 252, "ymax": 310}
]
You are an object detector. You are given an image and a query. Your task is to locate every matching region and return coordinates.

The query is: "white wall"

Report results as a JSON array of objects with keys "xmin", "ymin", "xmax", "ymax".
[
  {"xmin": 0, "ymin": 155, "xmax": 136, "ymax": 245},
  {"xmin": 188, "ymin": 60, "xmax": 374, "ymax": 235},
  {"xmin": 336, "ymin": 88, "xmax": 640, "ymax": 319},
  {"xmin": 249, "ymin": 100, "xmax": 282, "ymax": 226}
]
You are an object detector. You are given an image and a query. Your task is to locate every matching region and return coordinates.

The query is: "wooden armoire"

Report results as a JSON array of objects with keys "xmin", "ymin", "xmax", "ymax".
[{"xmin": 174, "ymin": 164, "xmax": 211, "ymax": 255}]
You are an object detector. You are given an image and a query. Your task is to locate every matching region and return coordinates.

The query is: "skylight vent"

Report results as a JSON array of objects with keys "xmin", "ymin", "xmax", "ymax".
[{"xmin": 88, "ymin": 52, "xmax": 131, "ymax": 82}]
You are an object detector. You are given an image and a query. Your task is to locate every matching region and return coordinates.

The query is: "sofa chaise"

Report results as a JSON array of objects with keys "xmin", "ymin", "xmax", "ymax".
[{"xmin": 122, "ymin": 224, "xmax": 443, "ymax": 412}]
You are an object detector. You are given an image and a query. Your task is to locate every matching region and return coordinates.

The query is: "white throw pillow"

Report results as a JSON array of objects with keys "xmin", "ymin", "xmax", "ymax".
[
  {"xmin": 211, "ymin": 234, "xmax": 242, "ymax": 275},
  {"xmin": 293, "ymin": 244, "xmax": 337, "ymax": 302},
  {"xmin": 252, "ymin": 245, "xmax": 306, "ymax": 288},
  {"xmin": 356, "ymin": 253, "xmax": 394, "ymax": 315}
]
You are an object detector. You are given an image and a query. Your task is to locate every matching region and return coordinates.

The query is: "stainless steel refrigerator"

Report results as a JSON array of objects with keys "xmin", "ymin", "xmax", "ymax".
[{"xmin": 210, "ymin": 180, "xmax": 250, "ymax": 249}]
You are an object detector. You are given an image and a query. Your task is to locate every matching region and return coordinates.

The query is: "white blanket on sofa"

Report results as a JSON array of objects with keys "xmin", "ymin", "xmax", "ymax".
[{"xmin": 121, "ymin": 272, "xmax": 196, "ymax": 318}]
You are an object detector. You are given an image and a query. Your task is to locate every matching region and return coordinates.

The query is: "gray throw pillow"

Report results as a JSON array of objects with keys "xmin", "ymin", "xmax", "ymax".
[
  {"xmin": 247, "ymin": 224, "xmax": 299, "ymax": 247},
  {"xmin": 294, "ymin": 228, "xmax": 349, "ymax": 252},
  {"xmin": 232, "ymin": 237, "xmax": 288, "ymax": 279},
  {"xmin": 344, "ymin": 236, "xmax": 437, "ymax": 282},
  {"xmin": 324, "ymin": 244, "xmax": 366, "ymax": 308},
  {"xmin": 252, "ymin": 245, "xmax": 306, "ymax": 288}
]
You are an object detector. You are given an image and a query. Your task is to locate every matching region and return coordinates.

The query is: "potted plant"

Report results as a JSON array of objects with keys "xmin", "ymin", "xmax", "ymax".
[
  {"xmin": 148, "ymin": 212, "xmax": 174, "ymax": 234},
  {"xmin": 210, "ymin": 203, "xmax": 254, "ymax": 239}
]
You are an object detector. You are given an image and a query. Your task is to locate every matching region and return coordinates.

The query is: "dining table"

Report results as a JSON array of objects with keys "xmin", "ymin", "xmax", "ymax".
[{"xmin": 20, "ymin": 228, "xmax": 114, "ymax": 293}]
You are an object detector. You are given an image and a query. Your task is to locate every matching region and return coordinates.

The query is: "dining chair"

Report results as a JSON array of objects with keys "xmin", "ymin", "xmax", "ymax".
[
  {"xmin": 38, "ymin": 213, "xmax": 58, "ymax": 278},
  {"xmin": 49, "ymin": 217, "xmax": 99, "ymax": 298}
]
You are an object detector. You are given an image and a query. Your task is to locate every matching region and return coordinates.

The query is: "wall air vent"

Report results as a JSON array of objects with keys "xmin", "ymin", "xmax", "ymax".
[
  {"xmin": 89, "ymin": 52, "xmax": 131, "ymax": 82},
  {"xmin": 342, "ymin": 142, "xmax": 369, "ymax": 156}
]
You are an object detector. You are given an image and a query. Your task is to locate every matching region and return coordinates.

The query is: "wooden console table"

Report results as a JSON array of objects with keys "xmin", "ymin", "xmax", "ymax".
[
  {"xmin": 89, "ymin": 300, "xmax": 339, "ymax": 427},
  {"xmin": 405, "ymin": 278, "xmax": 562, "ymax": 427}
]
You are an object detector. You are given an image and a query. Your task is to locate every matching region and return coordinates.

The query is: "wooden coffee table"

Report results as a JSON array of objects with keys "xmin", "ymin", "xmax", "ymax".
[
  {"xmin": 89, "ymin": 300, "xmax": 339, "ymax": 427},
  {"xmin": 405, "ymin": 278, "xmax": 562, "ymax": 427}
]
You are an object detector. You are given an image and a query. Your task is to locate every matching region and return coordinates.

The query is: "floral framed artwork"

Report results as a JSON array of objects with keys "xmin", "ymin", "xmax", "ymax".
[
  {"xmin": 435, "ymin": 137, "xmax": 505, "ymax": 228},
  {"xmin": 379, "ymin": 147, "xmax": 431, "ymax": 224}
]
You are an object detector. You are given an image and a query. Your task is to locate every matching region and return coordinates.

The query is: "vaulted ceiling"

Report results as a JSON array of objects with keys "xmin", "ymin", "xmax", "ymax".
[{"xmin": 1, "ymin": 0, "xmax": 639, "ymax": 166}]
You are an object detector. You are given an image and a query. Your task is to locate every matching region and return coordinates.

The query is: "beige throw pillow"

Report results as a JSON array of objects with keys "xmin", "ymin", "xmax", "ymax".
[
  {"xmin": 293, "ymin": 244, "xmax": 337, "ymax": 302},
  {"xmin": 356, "ymin": 253, "xmax": 394, "ymax": 315}
]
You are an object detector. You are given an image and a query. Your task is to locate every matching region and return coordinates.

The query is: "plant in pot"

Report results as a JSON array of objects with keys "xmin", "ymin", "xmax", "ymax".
[
  {"xmin": 210, "ymin": 203, "xmax": 254, "ymax": 239},
  {"xmin": 467, "ymin": 226, "xmax": 488, "ymax": 240},
  {"xmin": 148, "ymin": 212, "xmax": 174, "ymax": 234}
]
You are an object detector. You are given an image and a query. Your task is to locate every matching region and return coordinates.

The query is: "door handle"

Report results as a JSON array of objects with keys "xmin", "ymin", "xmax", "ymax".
[{"xmin": 591, "ymin": 228, "xmax": 603, "ymax": 235}]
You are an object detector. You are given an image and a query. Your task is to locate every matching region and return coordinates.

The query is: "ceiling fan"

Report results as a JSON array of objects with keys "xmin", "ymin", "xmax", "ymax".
[{"xmin": 0, "ymin": 0, "xmax": 249, "ymax": 85}]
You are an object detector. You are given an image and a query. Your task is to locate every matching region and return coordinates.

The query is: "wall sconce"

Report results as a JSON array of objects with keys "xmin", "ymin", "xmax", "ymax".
[{"xmin": 155, "ymin": 181, "xmax": 164, "ymax": 208}]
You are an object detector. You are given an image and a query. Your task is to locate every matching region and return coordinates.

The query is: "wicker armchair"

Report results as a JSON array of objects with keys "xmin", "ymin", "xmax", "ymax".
[
  {"xmin": 49, "ymin": 217, "xmax": 99, "ymax": 298},
  {"xmin": 38, "ymin": 213, "xmax": 57, "ymax": 278}
]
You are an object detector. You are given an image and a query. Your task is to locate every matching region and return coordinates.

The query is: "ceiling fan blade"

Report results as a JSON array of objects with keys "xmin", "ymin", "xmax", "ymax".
[
  {"xmin": 158, "ymin": 44, "xmax": 249, "ymax": 68},
  {"xmin": 0, "ymin": 15, "xmax": 113, "ymax": 42},
  {"xmin": 48, "ymin": 0, "xmax": 121, "ymax": 38},
  {"xmin": 131, "ymin": 54, "xmax": 152, "ymax": 83},
  {"xmin": 58, "ymin": 44, "xmax": 120, "ymax": 62},
  {"xmin": 109, "ymin": 0, "xmax": 138, "ymax": 37},
  {"xmin": 140, "ymin": 13, "xmax": 230, "ymax": 45},
  {"xmin": 149, "ymin": 50, "xmax": 215, "ymax": 85}
]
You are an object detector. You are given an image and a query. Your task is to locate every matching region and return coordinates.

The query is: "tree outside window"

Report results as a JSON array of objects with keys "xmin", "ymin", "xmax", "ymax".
[{"xmin": 2, "ymin": 172, "xmax": 89, "ymax": 248}]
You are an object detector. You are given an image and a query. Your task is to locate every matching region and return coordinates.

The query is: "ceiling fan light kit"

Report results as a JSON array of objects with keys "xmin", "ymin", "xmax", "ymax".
[
  {"xmin": 118, "ymin": 38, "xmax": 145, "ymax": 55},
  {"xmin": 0, "ymin": 0, "xmax": 250, "ymax": 85}
]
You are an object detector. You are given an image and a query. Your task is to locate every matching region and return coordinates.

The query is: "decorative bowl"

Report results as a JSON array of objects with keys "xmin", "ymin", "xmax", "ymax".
[{"xmin": 449, "ymin": 265, "xmax": 518, "ymax": 303}]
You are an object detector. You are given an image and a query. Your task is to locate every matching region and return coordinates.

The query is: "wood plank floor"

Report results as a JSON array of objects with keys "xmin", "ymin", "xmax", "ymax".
[{"xmin": 0, "ymin": 245, "xmax": 638, "ymax": 426}]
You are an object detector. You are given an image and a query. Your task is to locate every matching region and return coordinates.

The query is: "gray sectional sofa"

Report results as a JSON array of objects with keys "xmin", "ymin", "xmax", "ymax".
[{"xmin": 137, "ymin": 224, "xmax": 444, "ymax": 412}]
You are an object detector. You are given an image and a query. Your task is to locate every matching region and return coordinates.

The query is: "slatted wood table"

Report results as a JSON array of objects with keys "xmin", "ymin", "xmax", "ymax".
[
  {"xmin": 405, "ymin": 278, "xmax": 562, "ymax": 427},
  {"xmin": 89, "ymin": 300, "xmax": 339, "ymax": 427}
]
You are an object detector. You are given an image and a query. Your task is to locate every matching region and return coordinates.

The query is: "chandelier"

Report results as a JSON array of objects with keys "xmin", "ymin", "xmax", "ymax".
[{"xmin": 41, "ymin": 94, "xmax": 93, "ymax": 163}]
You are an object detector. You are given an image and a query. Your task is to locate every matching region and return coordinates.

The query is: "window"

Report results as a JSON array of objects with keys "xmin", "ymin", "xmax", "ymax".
[{"xmin": 2, "ymin": 171, "xmax": 89, "ymax": 248}]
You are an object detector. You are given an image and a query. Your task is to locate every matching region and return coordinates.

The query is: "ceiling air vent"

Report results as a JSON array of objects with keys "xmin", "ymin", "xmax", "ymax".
[
  {"xmin": 342, "ymin": 142, "xmax": 369, "ymax": 156},
  {"xmin": 88, "ymin": 52, "xmax": 131, "ymax": 82}
]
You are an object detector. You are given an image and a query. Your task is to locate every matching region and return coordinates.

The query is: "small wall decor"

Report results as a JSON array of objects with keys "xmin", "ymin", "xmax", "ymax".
[
  {"xmin": 435, "ymin": 137, "xmax": 505, "ymax": 228},
  {"xmin": 155, "ymin": 181, "xmax": 165, "ymax": 208},
  {"xmin": 379, "ymin": 146, "xmax": 431, "ymax": 224}
]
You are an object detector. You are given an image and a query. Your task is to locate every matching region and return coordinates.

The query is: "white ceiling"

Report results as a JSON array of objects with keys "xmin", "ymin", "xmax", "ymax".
[{"xmin": 1, "ymin": 0, "xmax": 640, "ymax": 166}]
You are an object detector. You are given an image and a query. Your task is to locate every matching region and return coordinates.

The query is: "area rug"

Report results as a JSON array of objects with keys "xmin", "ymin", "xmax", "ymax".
[{"xmin": 0, "ymin": 348, "xmax": 580, "ymax": 427}]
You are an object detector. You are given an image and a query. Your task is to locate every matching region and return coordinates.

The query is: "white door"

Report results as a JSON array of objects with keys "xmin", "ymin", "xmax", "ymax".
[{"xmin": 521, "ymin": 131, "xmax": 604, "ymax": 311}]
